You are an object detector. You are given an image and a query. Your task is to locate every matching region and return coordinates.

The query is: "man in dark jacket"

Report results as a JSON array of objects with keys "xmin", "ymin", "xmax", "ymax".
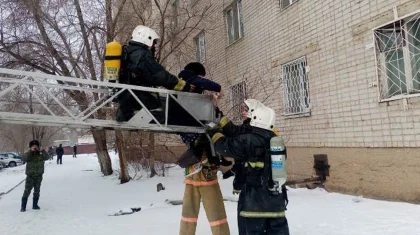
[
  {"xmin": 47, "ymin": 146, "xmax": 54, "ymax": 161},
  {"xmin": 211, "ymin": 102, "xmax": 290, "ymax": 235},
  {"xmin": 56, "ymin": 144, "xmax": 64, "ymax": 165},
  {"xmin": 21, "ymin": 140, "xmax": 49, "ymax": 212},
  {"xmin": 219, "ymin": 99, "xmax": 263, "ymax": 181},
  {"xmin": 73, "ymin": 145, "xmax": 77, "ymax": 158},
  {"xmin": 116, "ymin": 25, "xmax": 193, "ymax": 122}
]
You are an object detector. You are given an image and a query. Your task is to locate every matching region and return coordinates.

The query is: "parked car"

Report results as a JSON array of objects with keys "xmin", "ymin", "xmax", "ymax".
[
  {"xmin": 4, "ymin": 152, "xmax": 23, "ymax": 160},
  {"xmin": 0, "ymin": 153, "xmax": 23, "ymax": 167}
]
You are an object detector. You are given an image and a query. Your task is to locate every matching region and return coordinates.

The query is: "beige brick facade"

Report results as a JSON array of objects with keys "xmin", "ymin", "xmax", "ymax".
[{"xmin": 186, "ymin": 0, "xmax": 420, "ymax": 202}]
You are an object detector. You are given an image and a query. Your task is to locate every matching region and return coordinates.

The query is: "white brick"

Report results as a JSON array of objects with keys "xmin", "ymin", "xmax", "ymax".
[{"xmin": 182, "ymin": 0, "xmax": 420, "ymax": 148}]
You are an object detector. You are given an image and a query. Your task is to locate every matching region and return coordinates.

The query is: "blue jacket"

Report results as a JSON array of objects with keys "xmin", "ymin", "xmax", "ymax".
[{"xmin": 178, "ymin": 70, "xmax": 221, "ymax": 94}]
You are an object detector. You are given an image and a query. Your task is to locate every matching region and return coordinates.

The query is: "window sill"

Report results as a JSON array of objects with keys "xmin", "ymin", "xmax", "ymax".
[
  {"xmin": 282, "ymin": 110, "xmax": 311, "ymax": 119},
  {"xmin": 226, "ymin": 36, "xmax": 244, "ymax": 49},
  {"xmin": 379, "ymin": 93, "xmax": 420, "ymax": 102}
]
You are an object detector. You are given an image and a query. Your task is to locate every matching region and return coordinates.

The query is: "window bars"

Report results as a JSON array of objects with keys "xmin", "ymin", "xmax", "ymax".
[
  {"xmin": 281, "ymin": 56, "xmax": 310, "ymax": 116},
  {"xmin": 229, "ymin": 81, "xmax": 247, "ymax": 121},
  {"xmin": 374, "ymin": 11, "xmax": 420, "ymax": 101}
]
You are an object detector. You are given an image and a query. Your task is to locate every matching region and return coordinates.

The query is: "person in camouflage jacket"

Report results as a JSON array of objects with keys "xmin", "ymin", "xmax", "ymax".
[{"xmin": 21, "ymin": 140, "xmax": 49, "ymax": 212}]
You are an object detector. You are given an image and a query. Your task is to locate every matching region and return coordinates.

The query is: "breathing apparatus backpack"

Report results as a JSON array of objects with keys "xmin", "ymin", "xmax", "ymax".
[
  {"xmin": 104, "ymin": 41, "xmax": 123, "ymax": 84},
  {"xmin": 104, "ymin": 41, "xmax": 132, "ymax": 101}
]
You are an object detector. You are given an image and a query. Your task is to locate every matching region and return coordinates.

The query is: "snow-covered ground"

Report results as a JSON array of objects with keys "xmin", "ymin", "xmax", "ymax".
[{"xmin": 1, "ymin": 153, "xmax": 420, "ymax": 235}]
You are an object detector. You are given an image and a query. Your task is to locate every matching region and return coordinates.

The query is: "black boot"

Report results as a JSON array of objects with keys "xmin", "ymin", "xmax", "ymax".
[
  {"xmin": 21, "ymin": 197, "xmax": 28, "ymax": 212},
  {"xmin": 33, "ymin": 196, "xmax": 40, "ymax": 210}
]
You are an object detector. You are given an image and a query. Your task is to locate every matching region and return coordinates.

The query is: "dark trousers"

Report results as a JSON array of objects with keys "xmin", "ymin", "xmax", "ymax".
[
  {"xmin": 116, "ymin": 91, "xmax": 162, "ymax": 122},
  {"xmin": 22, "ymin": 175, "xmax": 43, "ymax": 198},
  {"xmin": 57, "ymin": 155, "xmax": 63, "ymax": 164},
  {"xmin": 238, "ymin": 217, "xmax": 289, "ymax": 235}
]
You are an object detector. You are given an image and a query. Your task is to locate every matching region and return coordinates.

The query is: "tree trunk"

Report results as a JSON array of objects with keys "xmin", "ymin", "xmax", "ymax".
[
  {"xmin": 148, "ymin": 132, "xmax": 157, "ymax": 178},
  {"xmin": 115, "ymin": 130, "xmax": 130, "ymax": 184},
  {"xmin": 92, "ymin": 128, "xmax": 113, "ymax": 175}
]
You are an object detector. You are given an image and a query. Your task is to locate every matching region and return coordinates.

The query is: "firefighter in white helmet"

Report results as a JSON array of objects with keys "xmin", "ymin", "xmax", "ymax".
[
  {"xmin": 212, "ymin": 103, "xmax": 290, "ymax": 235},
  {"xmin": 115, "ymin": 25, "xmax": 193, "ymax": 122}
]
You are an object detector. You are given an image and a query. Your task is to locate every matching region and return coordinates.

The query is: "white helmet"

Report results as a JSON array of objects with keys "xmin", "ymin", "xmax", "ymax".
[
  {"xmin": 244, "ymin": 99, "xmax": 265, "ymax": 119},
  {"xmin": 250, "ymin": 106, "xmax": 276, "ymax": 131},
  {"xmin": 131, "ymin": 25, "xmax": 160, "ymax": 47}
]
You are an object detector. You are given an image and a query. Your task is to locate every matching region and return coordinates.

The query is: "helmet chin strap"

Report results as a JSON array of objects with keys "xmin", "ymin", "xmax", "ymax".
[
  {"xmin": 150, "ymin": 45, "xmax": 156, "ymax": 58},
  {"xmin": 151, "ymin": 39, "xmax": 158, "ymax": 60}
]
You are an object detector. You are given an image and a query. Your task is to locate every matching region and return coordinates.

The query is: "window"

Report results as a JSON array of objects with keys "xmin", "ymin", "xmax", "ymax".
[
  {"xmin": 374, "ymin": 12, "xmax": 420, "ymax": 100},
  {"xmin": 281, "ymin": 0, "xmax": 298, "ymax": 10},
  {"xmin": 195, "ymin": 32, "xmax": 206, "ymax": 63},
  {"xmin": 229, "ymin": 81, "xmax": 247, "ymax": 121},
  {"xmin": 225, "ymin": 0, "xmax": 244, "ymax": 45},
  {"xmin": 281, "ymin": 57, "xmax": 310, "ymax": 116}
]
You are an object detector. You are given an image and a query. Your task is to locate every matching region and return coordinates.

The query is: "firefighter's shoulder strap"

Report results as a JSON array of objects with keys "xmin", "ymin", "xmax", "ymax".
[
  {"xmin": 254, "ymin": 131, "xmax": 289, "ymax": 208},
  {"xmin": 251, "ymin": 132, "xmax": 274, "ymax": 188},
  {"xmin": 118, "ymin": 44, "xmax": 132, "ymax": 85},
  {"xmin": 282, "ymin": 184, "xmax": 289, "ymax": 207}
]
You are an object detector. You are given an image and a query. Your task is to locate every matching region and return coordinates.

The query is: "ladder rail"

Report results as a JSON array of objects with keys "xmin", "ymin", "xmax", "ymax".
[
  {"xmin": 0, "ymin": 112, "xmax": 206, "ymax": 133},
  {"xmin": 0, "ymin": 68, "xmax": 216, "ymax": 135},
  {"xmin": 0, "ymin": 76, "xmax": 108, "ymax": 95},
  {"xmin": 0, "ymin": 68, "xmax": 210, "ymax": 98}
]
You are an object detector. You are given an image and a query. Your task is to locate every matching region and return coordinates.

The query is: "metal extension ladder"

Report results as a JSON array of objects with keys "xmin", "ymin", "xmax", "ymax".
[{"xmin": 0, "ymin": 68, "xmax": 219, "ymax": 155}]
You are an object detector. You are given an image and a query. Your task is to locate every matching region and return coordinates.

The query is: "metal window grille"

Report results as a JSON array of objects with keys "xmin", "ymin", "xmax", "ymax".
[
  {"xmin": 281, "ymin": 57, "xmax": 310, "ymax": 116},
  {"xmin": 226, "ymin": 0, "xmax": 244, "ymax": 45},
  {"xmin": 195, "ymin": 32, "xmax": 206, "ymax": 63},
  {"xmin": 374, "ymin": 11, "xmax": 420, "ymax": 101},
  {"xmin": 229, "ymin": 81, "xmax": 247, "ymax": 121}
]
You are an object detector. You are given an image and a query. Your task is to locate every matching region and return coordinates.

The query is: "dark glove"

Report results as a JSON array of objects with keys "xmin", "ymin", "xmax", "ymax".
[
  {"xmin": 220, "ymin": 157, "xmax": 232, "ymax": 166},
  {"xmin": 207, "ymin": 155, "xmax": 221, "ymax": 166},
  {"xmin": 183, "ymin": 82, "xmax": 194, "ymax": 92},
  {"xmin": 207, "ymin": 155, "xmax": 232, "ymax": 167},
  {"xmin": 222, "ymin": 170, "xmax": 235, "ymax": 179}
]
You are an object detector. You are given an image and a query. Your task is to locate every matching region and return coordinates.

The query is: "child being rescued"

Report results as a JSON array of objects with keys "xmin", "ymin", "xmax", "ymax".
[{"xmin": 177, "ymin": 62, "xmax": 231, "ymax": 235}]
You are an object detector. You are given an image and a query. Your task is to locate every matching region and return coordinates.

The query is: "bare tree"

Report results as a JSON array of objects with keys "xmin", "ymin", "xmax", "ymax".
[
  {"xmin": 0, "ymin": 77, "xmax": 76, "ymax": 153},
  {"xmin": 111, "ymin": 0, "xmax": 214, "ymax": 174},
  {"xmin": 0, "ymin": 0, "xmax": 138, "ymax": 175},
  {"xmin": 115, "ymin": 130, "xmax": 130, "ymax": 183}
]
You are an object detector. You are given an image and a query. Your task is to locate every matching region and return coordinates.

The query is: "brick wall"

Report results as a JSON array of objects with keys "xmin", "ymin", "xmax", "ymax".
[
  {"xmin": 198, "ymin": 0, "xmax": 420, "ymax": 148},
  {"xmin": 63, "ymin": 144, "xmax": 96, "ymax": 155}
]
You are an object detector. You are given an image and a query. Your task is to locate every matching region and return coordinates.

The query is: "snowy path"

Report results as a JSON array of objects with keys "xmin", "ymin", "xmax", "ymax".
[{"xmin": 1, "ymin": 154, "xmax": 420, "ymax": 235}]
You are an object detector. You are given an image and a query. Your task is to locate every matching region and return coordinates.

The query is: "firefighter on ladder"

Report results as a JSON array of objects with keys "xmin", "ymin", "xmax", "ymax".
[
  {"xmin": 104, "ymin": 25, "xmax": 194, "ymax": 123},
  {"xmin": 211, "ymin": 101, "xmax": 290, "ymax": 235}
]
